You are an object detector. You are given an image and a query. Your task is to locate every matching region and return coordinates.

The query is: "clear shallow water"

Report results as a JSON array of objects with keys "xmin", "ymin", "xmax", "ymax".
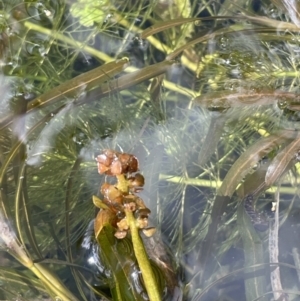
[{"xmin": 0, "ymin": 0, "xmax": 300, "ymax": 300}]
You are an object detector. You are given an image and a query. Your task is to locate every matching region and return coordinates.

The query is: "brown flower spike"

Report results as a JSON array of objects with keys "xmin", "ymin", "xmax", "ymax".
[
  {"xmin": 96, "ymin": 149, "xmax": 139, "ymax": 176},
  {"xmin": 93, "ymin": 149, "xmax": 155, "ymax": 239}
]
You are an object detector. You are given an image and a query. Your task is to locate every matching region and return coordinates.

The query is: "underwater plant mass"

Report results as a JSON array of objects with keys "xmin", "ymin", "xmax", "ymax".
[
  {"xmin": 89, "ymin": 149, "xmax": 179, "ymax": 300},
  {"xmin": 1, "ymin": 0, "xmax": 300, "ymax": 300}
]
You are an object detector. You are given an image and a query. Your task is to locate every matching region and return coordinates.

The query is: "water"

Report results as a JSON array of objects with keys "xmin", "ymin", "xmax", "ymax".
[{"xmin": 0, "ymin": 0, "xmax": 300, "ymax": 300}]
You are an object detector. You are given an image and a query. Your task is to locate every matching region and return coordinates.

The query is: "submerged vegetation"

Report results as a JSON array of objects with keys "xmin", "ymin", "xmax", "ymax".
[{"xmin": 1, "ymin": 0, "xmax": 300, "ymax": 300}]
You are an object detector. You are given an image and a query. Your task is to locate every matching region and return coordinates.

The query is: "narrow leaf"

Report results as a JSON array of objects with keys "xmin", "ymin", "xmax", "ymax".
[
  {"xmin": 167, "ymin": 26, "xmax": 238, "ymax": 60},
  {"xmin": 80, "ymin": 60, "xmax": 176, "ymax": 105},
  {"xmin": 237, "ymin": 197, "xmax": 267, "ymax": 301},
  {"xmin": 140, "ymin": 18, "xmax": 198, "ymax": 39},
  {"xmin": 193, "ymin": 89, "xmax": 300, "ymax": 110},
  {"xmin": 198, "ymin": 195, "xmax": 231, "ymax": 282},
  {"xmin": 198, "ymin": 113, "xmax": 226, "ymax": 166},
  {"xmin": 27, "ymin": 58, "xmax": 129, "ymax": 112},
  {"xmin": 0, "ymin": 58, "xmax": 129, "ymax": 129},
  {"xmin": 167, "ymin": 26, "xmax": 286, "ymax": 61},
  {"xmin": 140, "ymin": 16, "xmax": 250, "ymax": 39},
  {"xmin": 243, "ymin": 14, "xmax": 300, "ymax": 31},
  {"xmin": 218, "ymin": 131, "xmax": 296, "ymax": 197},
  {"xmin": 265, "ymin": 136, "xmax": 300, "ymax": 187}
]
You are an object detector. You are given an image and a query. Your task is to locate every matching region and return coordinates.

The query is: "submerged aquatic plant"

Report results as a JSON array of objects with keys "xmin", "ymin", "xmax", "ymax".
[
  {"xmin": 90, "ymin": 149, "xmax": 178, "ymax": 300},
  {"xmin": 1, "ymin": 0, "xmax": 300, "ymax": 300}
]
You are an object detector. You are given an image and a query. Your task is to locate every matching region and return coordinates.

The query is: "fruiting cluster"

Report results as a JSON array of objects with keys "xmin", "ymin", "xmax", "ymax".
[{"xmin": 93, "ymin": 149, "xmax": 155, "ymax": 239}]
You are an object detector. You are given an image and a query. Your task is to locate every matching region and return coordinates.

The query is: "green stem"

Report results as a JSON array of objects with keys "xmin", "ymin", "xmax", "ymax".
[
  {"xmin": 116, "ymin": 174, "xmax": 129, "ymax": 194},
  {"xmin": 125, "ymin": 209, "xmax": 161, "ymax": 301},
  {"xmin": 0, "ymin": 212, "xmax": 79, "ymax": 301}
]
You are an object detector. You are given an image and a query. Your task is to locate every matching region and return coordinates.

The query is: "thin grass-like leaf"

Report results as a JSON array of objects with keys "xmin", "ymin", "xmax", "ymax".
[
  {"xmin": 140, "ymin": 18, "xmax": 198, "ymax": 39},
  {"xmin": 28, "ymin": 58, "xmax": 129, "ymax": 110},
  {"xmin": 167, "ymin": 26, "xmax": 236, "ymax": 60},
  {"xmin": 149, "ymin": 74, "xmax": 164, "ymax": 104},
  {"xmin": 167, "ymin": 26, "xmax": 291, "ymax": 61},
  {"xmin": 236, "ymin": 162, "xmax": 269, "ymax": 199},
  {"xmin": 14, "ymin": 162, "xmax": 26, "ymax": 248},
  {"xmin": 269, "ymin": 187, "xmax": 287, "ymax": 301},
  {"xmin": 0, "ymin": 212, "xmax": 79, "ymax": 300},
  {"xmin": 243, "ymin": 14, "xmax": 300, "ymax": 31},
  {"xmin": 193, "ymin": 89, "xmax": 300, "ymax": 110},
  {"xmin": 64, "ymin": 157, "xmax": 88, "ymax": 301},
  {"xmin": 193, "ymin": 262, "xmax": 299, "ymax": 301},
  {"xmin": 81, "ymin": 60, "xmax": 177, "ymax": 105},
  {"xmin": 0, "ymin": 268, "xmax": 46, "ymax": 293},
  {"xmin": 21, "ymin": 166, "xmax": 44, "ymax": 259},
  {"xmin": 197, "ymin": 195, "xmax": 231, "ymax": 283},
  {"xmin": 237, "ymin": 198, "xmax": 267, "ymax": 301},
  {"xmin": 0, "ymin": 58, "xmax": 129, "ymax": 130},
  {"xmin": 218, "ymin": 131, "xmax": 297, "ymax": 197},
  {"xmin": 140, "ymin": 16, "xmax": 248, "ymax": 39},
  {"xmin": 265, "ymin": 136, "xmax": 300, "ymax": 187},
  {"xmin": 197, "ymin": 113, "xmax": 226, "ymax": 166}
]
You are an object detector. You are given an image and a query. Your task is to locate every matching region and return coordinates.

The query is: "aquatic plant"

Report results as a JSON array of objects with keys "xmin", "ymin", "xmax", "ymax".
[{"xmin": 0, "ymin": 0, "xmax": 300, "ymax": 300}]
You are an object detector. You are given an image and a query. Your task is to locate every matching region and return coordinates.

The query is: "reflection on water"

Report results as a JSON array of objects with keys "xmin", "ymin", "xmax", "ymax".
[{"xmin": 0, "ymin": 0, "xmax": 300, "ymax": 300}]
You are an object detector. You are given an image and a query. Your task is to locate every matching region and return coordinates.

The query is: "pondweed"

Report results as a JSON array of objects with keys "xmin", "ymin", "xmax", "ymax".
[{"xmin": 0, "ymin": 0, "xmax": 300, "ymax": 300}]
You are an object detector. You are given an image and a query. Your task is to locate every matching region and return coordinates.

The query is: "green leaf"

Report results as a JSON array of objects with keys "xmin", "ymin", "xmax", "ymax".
[
  {"xmin": 237, "ymin": 198, "xmax": 267, "ymax": 301},
  {"xmin": 193, "ymin": 89, "xmax": 300, "ymax": 110},
  {"xmin": 197, "ymin": 113, "xmax": 226, "ymax": 166},
  {"xmin": 265, "ymin": 136, "xmax": 300, "ymax": 187},
  {"xmin": 0, "ymin": 58, "xmax": 129, "ymax": 130},
  {"xmin": 27, "ymin": 58, "xmax": 129, "ymax": 113},
  {"xmin": 140, "ymin": 18, "xmax": 198, "ymax": 39},
  {"xmin": 96, "ymin": 224, "xmax": 155, "ymax": 301},
  {"xmin": 218, "ymin": 130, "xmax": 295, "ymax": 197}
]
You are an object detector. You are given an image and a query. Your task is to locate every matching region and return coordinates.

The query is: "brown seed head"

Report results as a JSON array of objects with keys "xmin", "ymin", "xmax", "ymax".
[{"xmin": 96, "ymin": 150, "xmax": 139, "ymax": 175}]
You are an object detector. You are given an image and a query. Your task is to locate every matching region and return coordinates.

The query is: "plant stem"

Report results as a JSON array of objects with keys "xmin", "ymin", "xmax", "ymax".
[
  {"xmin": 0, "ymin": 212, "xmax": 79, "ymax": 301},
  {"xmin": 116, "ymin": 174, "xmax": 160, "ymax": 299},
  {"xmin": 125, "ymin": 208, "xmax": 161, "ymax": 301},
  {"xmin": 116, "ymin": 174, "xmax": 129, "ymax": 194}
]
